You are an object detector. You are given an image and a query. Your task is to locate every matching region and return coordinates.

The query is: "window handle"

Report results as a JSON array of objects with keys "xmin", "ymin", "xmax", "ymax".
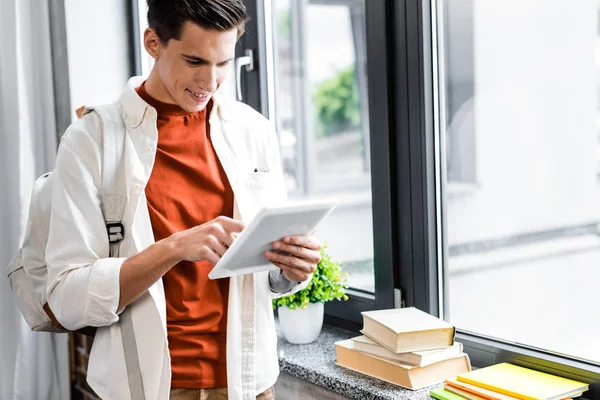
[{"xmin": 235, "ymin": 49, "xmax": 254, "ymax": 101}]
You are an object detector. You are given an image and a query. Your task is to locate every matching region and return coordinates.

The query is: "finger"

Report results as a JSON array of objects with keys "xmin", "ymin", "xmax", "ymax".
[
  {"xmin": 283, "ymin": 270, "xmax": 307, "ymax": 283},
  {"xmin": 209, "ymin": 225, "xmax": 236, "ymax": 248},
  {"xmin": 281, "ymin": 235, "xmax": 322, "ymax": 250},
  {"xmin": 203, "ymin": 247, "xmax": 221, "ymax": 266},
  {"xmin": 272, "ymin": 262, "xmax": 307, "ymax": 282},
  {"xmin": 272, "ymin": 242, "xmax": 321, "ymax": 264},
  {"xmin": 216, "ymin": 216, "xmax": 246, "ymax": 234},
  {"xmin": 221, "ymin": 232, "xmax": 236, "ymax": 248},
  {"xmin": 265, "ymin": 251, "xmax": 315, "ymax": 273},
  {"xmin": 208, "ymin": 236, "xmax": 228, "ymax": 257}
]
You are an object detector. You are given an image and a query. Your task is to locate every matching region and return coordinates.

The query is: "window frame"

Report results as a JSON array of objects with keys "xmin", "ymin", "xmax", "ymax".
[{"xmin": 317, "ymin": 0, "xmax": 397, "ymax": 325}]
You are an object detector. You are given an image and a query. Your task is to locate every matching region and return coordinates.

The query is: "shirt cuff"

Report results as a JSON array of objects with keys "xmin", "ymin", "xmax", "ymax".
[
  {"xmin": 268, "ymin": 268, "xmax": 300, "ymax": 293},
  {"xmin": 85, "ymin": 257, "xmax": 125, "ymax": 326}
]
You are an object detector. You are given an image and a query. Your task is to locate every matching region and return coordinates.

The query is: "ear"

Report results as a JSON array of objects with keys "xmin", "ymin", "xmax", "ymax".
[{"xmin": 144, "ymin": 27, "xmax": 163, "ymax": 59}]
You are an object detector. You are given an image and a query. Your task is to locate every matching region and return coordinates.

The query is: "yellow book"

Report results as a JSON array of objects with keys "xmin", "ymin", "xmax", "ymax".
[
  {"xmin": 456, "ymin": 363, "xmax": 588, "ymax": 400},
  {"xmin": 446, "ymin": 378, "xmax": 521, "ymax": 400}
]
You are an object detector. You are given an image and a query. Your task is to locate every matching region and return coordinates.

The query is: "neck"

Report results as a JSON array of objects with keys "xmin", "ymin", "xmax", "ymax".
[{"xmin": 144, "ymin": 65, "xmax": 177, "ymax": 105}]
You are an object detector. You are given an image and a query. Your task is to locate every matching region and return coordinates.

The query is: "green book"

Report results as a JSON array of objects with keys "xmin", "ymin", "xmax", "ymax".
[{"xmin": 430, "ymin": 388, "xmax": 467, "ymax": 400}]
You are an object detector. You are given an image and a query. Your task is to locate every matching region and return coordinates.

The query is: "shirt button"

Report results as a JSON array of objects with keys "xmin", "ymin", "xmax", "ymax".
[
  {"xmin": 131, "ymin": 116, "xmax": 139, "ymax": 124},
  {"xmin": 145, "ymin": 147, "xmax": 152, "ymax": 154},
  {"xmin": 134, "ymin": 184, "xmax": 141, "ymax": 191}
]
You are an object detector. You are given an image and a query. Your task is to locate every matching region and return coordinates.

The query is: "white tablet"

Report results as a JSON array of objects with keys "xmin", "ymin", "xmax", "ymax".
[{"xmin": 208, "ymin": 198, "xmax": 339, "ymax": 280}]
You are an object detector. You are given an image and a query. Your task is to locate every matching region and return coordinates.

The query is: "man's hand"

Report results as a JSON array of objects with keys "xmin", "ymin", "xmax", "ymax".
[
  {"xmin": 170, "ymin": 216, "xmax": 245, "ymax": 265},
  {"xmin": 264, "ymin": 236, "xmax": 323, "ymax": 282},
  {"xmin": 118, "ymin": 216, "xmax": 244, "ymax": 311}
]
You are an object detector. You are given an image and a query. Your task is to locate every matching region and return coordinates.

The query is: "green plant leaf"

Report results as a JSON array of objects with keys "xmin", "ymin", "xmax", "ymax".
[
  {"xmin": 272, "ymin": 245, "xmax": 350, "ymax": 310},
  {"xmin": 313, "ymin": 65, "xmax": 361, "ymax": 137}
]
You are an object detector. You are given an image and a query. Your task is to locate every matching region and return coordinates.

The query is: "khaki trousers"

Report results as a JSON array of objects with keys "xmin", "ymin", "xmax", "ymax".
[{"xmin": 170, "ymin": 386, "xmax": 275, "ymax": 400}]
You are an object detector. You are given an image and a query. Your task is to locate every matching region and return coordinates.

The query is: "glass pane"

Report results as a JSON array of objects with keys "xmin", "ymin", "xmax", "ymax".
[
  {"xmin": 270, "ymin": 0, "xmax": 374, "ymax": 292},
  {"xmin": 306, "ymin": 5, "xmax": 369, "ymax": 179},
  {"xmin": 438, "ymin": 0, "xmax": 600, "ymax": 363}
]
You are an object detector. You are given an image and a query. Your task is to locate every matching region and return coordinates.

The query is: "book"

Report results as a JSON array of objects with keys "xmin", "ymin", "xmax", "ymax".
[
  {"xmin": 360, "ymin": 307, "xmax": 455, "ymax": 353},
  {"xmin": 456, "ymin": 363, "xmax": 589, "ymax": 400},
  {"xmin": 335, "ymin": 339, "xmax": 471, "ymax": 390},
  {"xmin": 431, "ymin": 388, "xmax": 471, "ymax": 400},
  {"xmin": 445, "ymin": 378, "xmax": 521, "ymax": 400},
  {"xmin": 351, "ymin": 335, "xmax": 463, "ymax": 366},
  {"xmin": 445, "ymin": 384, "xmax": 495, "ymax": 400},
  {"xmin": 445, "ymin": 384, "xmax": 580, "ymax": 400}
]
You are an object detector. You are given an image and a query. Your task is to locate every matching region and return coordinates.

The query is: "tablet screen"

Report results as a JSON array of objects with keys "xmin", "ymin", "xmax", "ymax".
[{"xmin": 208, "ymin": 198, "xmax": 338, "ymax": 279}]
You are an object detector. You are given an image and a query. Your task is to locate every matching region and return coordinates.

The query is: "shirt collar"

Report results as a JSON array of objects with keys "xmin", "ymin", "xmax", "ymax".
[{"xmin": 119, "ymin": 76, "xmax": 231, "ymax": 129}]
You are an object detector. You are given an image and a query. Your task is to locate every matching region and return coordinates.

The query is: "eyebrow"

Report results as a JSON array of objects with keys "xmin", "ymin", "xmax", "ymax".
[{"xmin": 181, "ymin": 54, "xmax": 233, "ymax": 65}]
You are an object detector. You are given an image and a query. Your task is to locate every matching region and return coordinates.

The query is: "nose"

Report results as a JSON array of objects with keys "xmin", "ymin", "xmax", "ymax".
[{"xmin": 196, "ymin": 65, "xmax": 218, "ymax": 93}]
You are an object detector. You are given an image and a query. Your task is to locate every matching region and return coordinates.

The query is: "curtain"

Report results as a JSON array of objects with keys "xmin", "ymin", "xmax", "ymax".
[{"xmin": 0, "ymin": 0, "xmax": 70, "ymax": 399}]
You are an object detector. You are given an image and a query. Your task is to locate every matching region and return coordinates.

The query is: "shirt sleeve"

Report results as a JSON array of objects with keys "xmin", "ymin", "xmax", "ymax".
[
  {"xmin": 269, "ymin": 268, "xmax": 312, "ymax": 299},
  {"xmin": 45, "ymin": 123, "xmax": 124, "ymax": 331},
  {"xmin": 268, "ymin": 268, "xmax": 299, "ymax": 293}
]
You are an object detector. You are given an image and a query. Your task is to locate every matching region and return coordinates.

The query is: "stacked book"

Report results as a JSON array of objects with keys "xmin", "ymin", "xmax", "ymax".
[
  {"xmin": 431, "ymin": 363, "xmax": 589, "ymax": 400},
  {"xmin": 335, "ymin": 307, "xmax": 472, "ymax": 390}
]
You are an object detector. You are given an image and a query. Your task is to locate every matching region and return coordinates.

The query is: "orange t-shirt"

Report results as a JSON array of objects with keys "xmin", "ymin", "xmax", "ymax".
[{"xmin": 137, "ymin": 83, "xmax": 233, "ymax": 388}]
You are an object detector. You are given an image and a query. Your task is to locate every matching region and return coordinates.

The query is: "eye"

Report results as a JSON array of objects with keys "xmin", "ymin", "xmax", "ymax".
[
  {"xmin": 186, "ymin": 60, "xmax": 201, "ymax": 66},
  {"xmin": 218, "ymin": 60, "xmax": 231, "ymax": 67}
]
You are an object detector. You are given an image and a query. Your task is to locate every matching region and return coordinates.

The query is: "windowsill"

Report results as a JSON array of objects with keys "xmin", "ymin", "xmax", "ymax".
[{"xmin": 276, "ymin": 321, "xmax": 442, "ymax": 399}]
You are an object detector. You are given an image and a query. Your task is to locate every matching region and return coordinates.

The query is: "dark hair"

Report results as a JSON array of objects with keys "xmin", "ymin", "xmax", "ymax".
[{"xmin": 147, "ymin": 0, "xmax": 248, "ymax": 44}]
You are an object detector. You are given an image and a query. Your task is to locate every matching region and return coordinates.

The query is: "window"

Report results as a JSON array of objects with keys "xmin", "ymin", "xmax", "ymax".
[
  {"xmin": 438, "ymin": 0, "xmax": 600, "ymax": 364},
  {"xmin": 269, "ymin": 0, "xmax": 375, "ymax": 292}
]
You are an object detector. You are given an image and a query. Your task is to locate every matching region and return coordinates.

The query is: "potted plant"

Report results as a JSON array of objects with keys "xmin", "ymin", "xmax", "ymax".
[{"xmin": 273, "ymin": 247, "xmax": 349, "ymax": 344}]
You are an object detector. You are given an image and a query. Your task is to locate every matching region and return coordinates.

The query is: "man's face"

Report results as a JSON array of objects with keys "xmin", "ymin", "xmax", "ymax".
[{"xmin": 148, "ymin": 22, "xmax": 238, "ymax": 112}]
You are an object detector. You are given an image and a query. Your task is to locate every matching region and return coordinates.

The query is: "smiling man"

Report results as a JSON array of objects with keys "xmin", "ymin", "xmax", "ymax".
[{"xmin": 44, "ymin": 1, "xmax": 322, "ymax": 399}]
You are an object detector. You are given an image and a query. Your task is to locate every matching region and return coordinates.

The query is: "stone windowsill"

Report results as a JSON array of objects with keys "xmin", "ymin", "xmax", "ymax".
[{"xmin": 276, "ymin": 321, "xmax": 443, "ymax": 400}]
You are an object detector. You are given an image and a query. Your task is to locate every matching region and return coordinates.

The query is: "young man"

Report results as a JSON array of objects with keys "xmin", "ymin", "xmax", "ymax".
[{"xmin": 44, "ymin": 1, "xmax": 322, "ymax": 399}]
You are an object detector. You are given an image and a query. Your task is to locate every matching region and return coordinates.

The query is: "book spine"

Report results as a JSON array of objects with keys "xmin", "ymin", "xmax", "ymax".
[{"xmin": 456, "ymin": 377, "xmax": 534, "ymax": 400}]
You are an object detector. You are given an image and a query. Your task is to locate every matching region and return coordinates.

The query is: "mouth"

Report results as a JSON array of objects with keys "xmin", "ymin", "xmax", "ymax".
[{"xmin": 186, "ymin": 89, "xmax": 210, "ymax": 103}]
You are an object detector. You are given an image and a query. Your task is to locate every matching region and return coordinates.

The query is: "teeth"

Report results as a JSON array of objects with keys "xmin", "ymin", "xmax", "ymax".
[{"xmin": 188, "ymin": 89, "xmax": 207, "ymax": 98}]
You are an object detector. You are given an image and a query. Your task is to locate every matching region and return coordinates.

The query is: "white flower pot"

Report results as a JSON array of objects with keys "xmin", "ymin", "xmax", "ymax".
[{"xmin": 278, "ymin": 302, "xmax": 324, "ymax": 344}]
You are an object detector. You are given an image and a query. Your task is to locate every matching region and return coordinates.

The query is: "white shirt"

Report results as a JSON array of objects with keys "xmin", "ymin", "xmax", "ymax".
[{"xmin": 45, "ymin": 76, "xmax": 309, "ymax": 400}]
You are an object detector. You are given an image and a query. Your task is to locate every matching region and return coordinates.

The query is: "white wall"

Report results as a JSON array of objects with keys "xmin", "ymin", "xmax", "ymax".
[
  {"xmin": 64, "ymin": 0, "xmax": 132, "ymax": 121},
  {"xmin": 447, "ymin": 0, "xmax": 600, "ymax": 245}
]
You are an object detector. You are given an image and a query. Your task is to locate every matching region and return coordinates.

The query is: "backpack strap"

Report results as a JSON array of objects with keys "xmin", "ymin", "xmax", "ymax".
[
  {"xmin": 87, "ymin": 103, "xmax": 146, "ymax": 400},
  {"xmin": 92, "ymin": 103, "xmax": 127, "ymax": 257}
]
